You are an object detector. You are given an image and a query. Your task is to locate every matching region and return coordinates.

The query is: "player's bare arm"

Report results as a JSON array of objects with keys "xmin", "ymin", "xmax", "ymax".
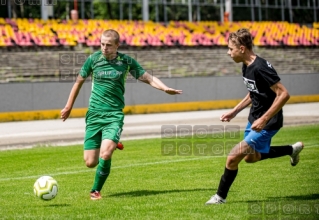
[
  {"xmin": 138, "ymin": 72, "xmax": 182, "ymax": 95},
  {"xmin": 251, "ymin": 82, "xmax": 290, "ymax": 132},
  {"xmin": 61, "ymin": 75, "xmax": 86, "ymax": 121},
  {"xmin": 220, "ymin": 93, "xmax": 251, "ymax": 122}
]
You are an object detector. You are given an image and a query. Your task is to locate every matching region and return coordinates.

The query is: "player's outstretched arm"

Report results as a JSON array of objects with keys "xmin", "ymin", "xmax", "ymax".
[
  {"xmin": 220, "ymin": 93, "xmax": 251, "ymax": 122},
  {"xmin": 61, "ymin": 75, "xmax": 86, "ymax": 121},
  {"xmin": 138, "ymin": 72, "xmax": 182, "ymax": 95}
]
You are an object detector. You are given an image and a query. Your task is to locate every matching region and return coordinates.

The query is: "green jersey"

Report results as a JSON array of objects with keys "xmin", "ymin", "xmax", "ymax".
[{"xmin": 80, "ymin": 51, "xmax": 145, "ymax": 111}]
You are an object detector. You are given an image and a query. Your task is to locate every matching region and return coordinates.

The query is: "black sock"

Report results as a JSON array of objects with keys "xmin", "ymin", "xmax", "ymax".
[
  {"xmin": 217, "ymin": 167, "xmax": 238, "ymax": 199},
  {"xmin": 260, "ymin": 145, "xmax": 293, "ymax": 160}
]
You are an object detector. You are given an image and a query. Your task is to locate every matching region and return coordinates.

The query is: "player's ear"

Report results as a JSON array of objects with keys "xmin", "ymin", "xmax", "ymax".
[
  {"xmin": 114, "ymin": 40, "xmax": 120, "ymax": 48},
  {"xmin": 239, "ymin": 45, "xmax": 245, "ymax": 53}
]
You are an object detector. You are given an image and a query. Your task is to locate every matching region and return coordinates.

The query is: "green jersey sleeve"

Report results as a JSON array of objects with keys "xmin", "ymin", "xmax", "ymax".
[
  {"xmin": 128, "ymin": 57, "xmax": 146, "ymax": 79},
  {"xmin": 79, "ymin": 55, "xmax": 93, "ymax": 78}
]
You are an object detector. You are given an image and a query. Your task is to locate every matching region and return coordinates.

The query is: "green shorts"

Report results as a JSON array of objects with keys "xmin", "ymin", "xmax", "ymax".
[{"xmin": 84, "ymin": 109, "xmax": 124, "ymax": 150}]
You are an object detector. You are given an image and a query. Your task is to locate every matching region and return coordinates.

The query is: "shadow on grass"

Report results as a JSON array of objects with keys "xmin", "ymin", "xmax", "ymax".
[
  {"xmin": 280, "ymin": 194, "xmax": 319, "ymax": 201},
  {"xmin": 45, "ymin": 204, "xmax": 71, "ymax": 207},
  {"xmin": 109, "ymin": 188, "xmax": 215, "ymax": 197},
  {"xmin": 246, "ymin": 193, "xmax": 319, "ymax": 203}
]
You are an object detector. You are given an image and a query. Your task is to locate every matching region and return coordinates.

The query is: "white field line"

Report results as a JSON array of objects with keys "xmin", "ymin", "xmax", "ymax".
[
  {"xmin": 1, "ymin": 144, "xmax": 318, "ymax": 182},
  {"xmin": 0, "ymin": 156, "xmax": 216, "ymax": 182}
]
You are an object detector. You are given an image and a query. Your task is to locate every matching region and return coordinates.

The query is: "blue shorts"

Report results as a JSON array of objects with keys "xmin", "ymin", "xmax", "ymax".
[{"xmin": 243, "ymin": 122, "xmax": 279, "ymax": 153}]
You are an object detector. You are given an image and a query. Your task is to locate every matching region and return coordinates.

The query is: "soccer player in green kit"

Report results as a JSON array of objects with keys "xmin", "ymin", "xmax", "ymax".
[{"xmin": 61, "ymin": 29, "xmax": 182, "ymax": 200}]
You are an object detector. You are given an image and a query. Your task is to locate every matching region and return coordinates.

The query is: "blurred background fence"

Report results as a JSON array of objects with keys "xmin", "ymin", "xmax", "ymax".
[{"xmin": 1, "ymin": 0, "xmax": 319, "ymax": 23}]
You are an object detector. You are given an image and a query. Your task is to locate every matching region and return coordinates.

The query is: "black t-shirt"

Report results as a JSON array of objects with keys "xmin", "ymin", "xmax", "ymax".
[{"xmin": 242, "ymin": 56, "xmax": 283, "ymax": 130}]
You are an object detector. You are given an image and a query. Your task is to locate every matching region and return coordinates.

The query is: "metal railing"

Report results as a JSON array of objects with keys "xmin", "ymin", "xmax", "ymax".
[{"xmin": 2, "ymin": 0, "xmax": 318, "ymax": 23}]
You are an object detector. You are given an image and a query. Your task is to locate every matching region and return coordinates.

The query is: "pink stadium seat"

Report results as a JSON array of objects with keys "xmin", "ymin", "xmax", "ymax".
[
  {"xmin": 4, "ymin": 38, "xmax": 13, "ymax": 46},
  {"xmin": 176, "ymin": 36, "xmax": 185, "ymax": 45},
  {"xmin": 49, "ymin": 37, "xmax": 59, "ymax": 46},
  {"xmin": 78, "ymin": 35, "xmax": 86, "ymax": 44},
  {"xmin": 164, "ymin": 36, "xmax": 174, "ymax": 46},
  {"xmin": 202, "ymin": 34, "xmax": 213, "ymax": 46},
  {"xmin": 93, "ymin": 39, "xmax": 100, "ymax": 46}
]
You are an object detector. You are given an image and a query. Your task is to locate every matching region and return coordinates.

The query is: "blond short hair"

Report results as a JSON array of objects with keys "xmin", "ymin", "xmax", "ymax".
[{"xmin": 101, "ymin": 29, "xmax": 120, "ymax": 44}]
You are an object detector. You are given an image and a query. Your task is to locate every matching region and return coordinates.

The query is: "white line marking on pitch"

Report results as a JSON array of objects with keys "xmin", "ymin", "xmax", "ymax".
[
  {"xmin": 0, "ymin": 156, "xmax": 217, "ymax": 182},
  {"xmin": 1, "ymin": 144, "xmax": 318, "ymax": 182}
]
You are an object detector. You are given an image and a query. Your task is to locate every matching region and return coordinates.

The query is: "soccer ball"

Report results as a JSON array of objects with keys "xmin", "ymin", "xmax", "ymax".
[{"xmin": 33, "ymin": 176, "xmax": 58, "ymax": 200}]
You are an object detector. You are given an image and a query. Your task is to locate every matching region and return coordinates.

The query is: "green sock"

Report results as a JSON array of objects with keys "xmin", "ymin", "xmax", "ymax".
[{"xmin": 92, "ymin": 158, "xmax": 111, "ymax": 192}]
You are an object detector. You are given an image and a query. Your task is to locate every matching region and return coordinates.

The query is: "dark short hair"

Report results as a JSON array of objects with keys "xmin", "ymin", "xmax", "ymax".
[
  {"xmin": 101, "ymin": 29, "xmax": 120, "ymax": 44},
  {"xmin": 228, "ymin": 28, "xmax": 253, "ymax": 50}
]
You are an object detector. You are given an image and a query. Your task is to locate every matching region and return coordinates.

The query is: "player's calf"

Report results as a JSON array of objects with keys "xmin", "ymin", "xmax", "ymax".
[{"xmin": 244, "ymin": 152, "xmax": 261, "ymax": 163}]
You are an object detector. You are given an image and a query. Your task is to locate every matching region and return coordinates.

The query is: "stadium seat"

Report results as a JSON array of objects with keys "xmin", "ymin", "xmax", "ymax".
[
  {"xmin": 4, "ymin": 37, "xmax": 14, "ymax": 46},
  {"xmin": 1, "ymin": 18, "xmax": 319, "ymax": 47}
]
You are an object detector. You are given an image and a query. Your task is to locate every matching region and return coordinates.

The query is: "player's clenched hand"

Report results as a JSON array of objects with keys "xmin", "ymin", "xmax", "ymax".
[
  {"xmin": 164, "ymin": 88, "xmax": 183, "ymax": 95},
  {"xmin": 60, "ymin": 107, "xmax": 71, "ymax": 122},
  {"xmin": 220, "ymin": 110, "xmax": 237, "ymax": 122},
  {"xmin": 251, "ymin": 118, "xmax": 267, "ymax": 132}
]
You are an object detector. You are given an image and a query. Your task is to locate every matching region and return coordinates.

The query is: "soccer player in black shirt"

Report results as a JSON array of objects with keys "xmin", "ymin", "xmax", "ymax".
[{"xmin": 205, "ymin": 28, "xmax": 304, "ymax": 204}]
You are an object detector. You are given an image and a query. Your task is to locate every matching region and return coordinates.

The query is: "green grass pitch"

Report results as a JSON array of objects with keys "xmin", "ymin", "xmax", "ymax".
[{"xmin": 0, "ymin": 124, "xmax": 318, "ymax": 220}]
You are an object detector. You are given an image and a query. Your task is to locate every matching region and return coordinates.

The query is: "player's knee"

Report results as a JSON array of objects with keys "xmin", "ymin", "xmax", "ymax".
[
  {"xmin": 226, "ymin": 156, "xmax": 239, "ymax": 167},
  {"xmin": 100, "ymin": 151, "xmax": 113, "ymax": 160},
  {"xmin": 84, "ymin": 159, "xmax": 98, "ymax": 168},
  {"xmin": 86, "ymin": 161, "xmax": 97, "ymax": 168}
]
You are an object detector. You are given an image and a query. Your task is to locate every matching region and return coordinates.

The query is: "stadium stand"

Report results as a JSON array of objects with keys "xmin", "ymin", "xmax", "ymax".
[
  {"xmin": 1, "ymin": 19, "xmax": 319, "ymax": 82},
  {"xmin": 1, "ymin": 18, "xmax": 319, "ymax": 47}
]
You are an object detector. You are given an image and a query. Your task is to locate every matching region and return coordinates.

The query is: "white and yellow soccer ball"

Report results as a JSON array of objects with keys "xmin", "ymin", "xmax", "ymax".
[{"xmin": 33, "ymin": 176, "xmax": 58, "ymax": 200}]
